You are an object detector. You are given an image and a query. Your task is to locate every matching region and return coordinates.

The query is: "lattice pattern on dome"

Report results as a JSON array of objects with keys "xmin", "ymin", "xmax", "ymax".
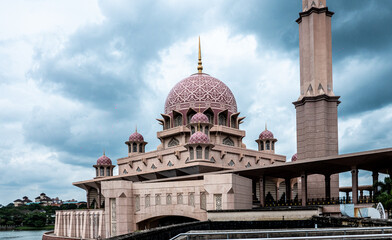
[
  {"xmin": 165, "ymin": 73, "xmax": 237, "ymax": 114},
  {"xmin": 259, "ymin": 129, "xmax": 274, "ymax": 140},
  {"xmin": 97, "ymin": 155, "xmax": 112, "ymax": 165}
]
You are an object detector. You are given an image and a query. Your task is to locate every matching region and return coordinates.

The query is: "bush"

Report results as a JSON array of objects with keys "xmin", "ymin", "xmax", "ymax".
[{"xmin": 24, "ymin": 212, "xmax": 46, "ymax": 227}]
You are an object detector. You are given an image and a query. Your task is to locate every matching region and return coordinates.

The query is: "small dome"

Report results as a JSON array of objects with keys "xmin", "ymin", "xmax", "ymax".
[
  {"xmin": 190, "ymin": 112, "xmax": 209, "ymax": 124},
  {"xmin": 97, "ymin": 154, "xmax": 112, "ymax": 165},
  {"xmin": 189, "ymin": 131, "xmax": 210, "ymax": 144},
  {"xmin": 291, "ymin": 153, "xmax": 297, "ymax": 162},
  {"xmin": 259, "ymin": 129, "xmax": 274, "ymax": 140},
  {"xmin": 129, "ymin": 131, "xmax": 144, "ymax": 142}
]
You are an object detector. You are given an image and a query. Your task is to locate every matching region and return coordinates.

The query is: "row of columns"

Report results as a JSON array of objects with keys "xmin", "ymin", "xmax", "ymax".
[
  {"xmin": 54, "ymin": 210, "xmax": 104, "ymax": 239},
  {"xmin": 259, "ymin": 168, "xmax": 385, "ymax": 207}
]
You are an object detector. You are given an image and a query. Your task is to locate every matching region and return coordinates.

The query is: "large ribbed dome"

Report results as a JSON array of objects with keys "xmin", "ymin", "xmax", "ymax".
[{"xmin": 164, "ymin": 73, "xmax": 237, "ymax": 114}]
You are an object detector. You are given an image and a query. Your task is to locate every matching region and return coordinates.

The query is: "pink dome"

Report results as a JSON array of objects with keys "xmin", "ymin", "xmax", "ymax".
[
  {"xmin": 164, "ymin": 73, "xmax": 237, "ymax": 114},
  {"xmin": 259, "ymin": 129, "xmax": 274, "ymax": 139},
  {"xmin": 291, "ymin": 153, "xmax": 298, "ymax": 162},
  {"xmin": 97, "ymin": 154, "xmax": 112, "ymax": 165},
  {"xmin": 189, "ymin": 131, "xmax": 210, "ymax": 144},
  {"xmin": 129, "ymin": 131, "xmax": 144, "ymax": 142},
  {"xmin": 190, "ymin": 112, "xmax": 209, "ymax": 124}
]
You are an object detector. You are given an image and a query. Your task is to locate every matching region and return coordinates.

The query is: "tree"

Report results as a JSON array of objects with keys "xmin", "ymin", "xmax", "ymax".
[
  {"xmin": 24, "ymin": 212, "xmax": 46, "ymax": 227},
  {"xmin": 374, "ymin": 177, "xmax": 392, "ymax": 217}
]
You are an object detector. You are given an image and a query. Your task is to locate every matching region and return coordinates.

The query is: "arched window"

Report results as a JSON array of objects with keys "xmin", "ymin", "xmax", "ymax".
[
  {"xmin": 106, "ymin": 168, "xmax": 110, "ymax": 176},
  {"xmin": 189, "ymin": 147, "xmax": 194, "ymax": 160},
  {"xmin": 204, "ymin": 109, "xmax": 214, "ymax": 124},
  {"xmin": 219, "ymin": 113, "xmax": 227, "ymax": 126},
  {"xmin": 231, "ymin": 117, "xmax": 236, "ymax": 128},
  {"xmin": 168, "ymin": 138, "xmax": 179, "ymax": 147},
  {"xmin": 205, "ymin": 147, "xmax": 209, "ymax": 159},
  {"xmin": 222, "ymin": 137, "xmax": 234, "ymax": 146},
  {"xmin": 204, "ymin": 126, "xmax": 209, "ymax": 135},
  {"xmin": 100, "ymin": 167, "xmax": 104, "ymax": 176},
  {"xmin": 187, "ymin": 109, "xmax": 196, "ymax": 124},
  {"xmin": 191, "ymin": 126, "xmax": 195, "ymax": 134},
  {"xmin": 139, "ymin": 144, "xmax": 143, "ymax": 152},
  {"xmin": 133, "ymin": 143, "xmax": 137, "ymax": 152},
  {"xmin": 260, "ymin": 141, "xmax": 264, "ymax": 151},
  {"xmin": 174, "ymin": 115, "xmax": 182, "ymax": 127},
  {"xmin": 196, "ymin": 146, "xmax": 202, "ymax": 159},
  {"xmin": 266, "ymin": 140, "xmax": 270, "ymax": 150}
]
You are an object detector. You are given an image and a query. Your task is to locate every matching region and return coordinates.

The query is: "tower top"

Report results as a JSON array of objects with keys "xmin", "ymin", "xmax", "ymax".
[
  {"xmin": 197, "ymin": 36, "xmax": 203, "ymax": 73},
  {"xmin": 302, "ymin": 0, "xmax": 326, "ymax": 11}
]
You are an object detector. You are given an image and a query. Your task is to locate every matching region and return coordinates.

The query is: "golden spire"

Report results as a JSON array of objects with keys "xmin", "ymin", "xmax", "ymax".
[{"xmin": 197, "ymin": 36, "xmax": 203, "ymax": 73}]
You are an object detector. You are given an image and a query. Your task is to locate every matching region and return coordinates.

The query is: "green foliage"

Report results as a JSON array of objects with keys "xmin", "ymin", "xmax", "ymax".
[
  {"xmin": 374, "ymin": 177, "xmax": 392, "ymax": 217},
  {"xmin": 24, "ymin": 212, "xmax": 47, "ymax": 227},
  {"xmin": 0, "ymin": 201, "xmax": 85, "ymax": 227}
]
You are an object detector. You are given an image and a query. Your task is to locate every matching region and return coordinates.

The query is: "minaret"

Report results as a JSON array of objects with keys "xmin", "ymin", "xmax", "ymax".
[
  {"xmin": 294, "ymin": 0, "xmax": 339, "ymax": 160},
  {"xmin": 294, "ymin": 0, "xmax": 339, "ymax": 200}
]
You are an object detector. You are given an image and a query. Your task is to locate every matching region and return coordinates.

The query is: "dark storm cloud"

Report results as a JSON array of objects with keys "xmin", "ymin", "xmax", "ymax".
[{"xmin": 338, "ymin": 64, "xmax": 392, "ymax": 116}]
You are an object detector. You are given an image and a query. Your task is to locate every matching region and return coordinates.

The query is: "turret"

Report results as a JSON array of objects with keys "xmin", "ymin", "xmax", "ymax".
[
  {"xmin": 93, "ymin": 152, "xmax": 115, "ymax": 178},
  {"xmin": 125, "ymin": 128, "xmax": 147, "ymax": 156},
  {"xmin": 256, "ymin": 125, "xmax": 277, "ymax": 154}
]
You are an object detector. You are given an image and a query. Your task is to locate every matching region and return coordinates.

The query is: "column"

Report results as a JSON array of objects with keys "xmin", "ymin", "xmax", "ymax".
[
  {"xmin": 97, "ymin": 188, "xmax": 101, "ymax": 209},
  {"xmin": 259, "ymin": 176, "xmax": 265, "ymax": 207},
  {"xmin": 301, "ymin": 172, "xmax": 307, "ymax": 206},
  {"xmin": 372, "ymin": 170, "xmax": 379, "ymax": 196},
  {"xmin": 345, "ymin": 191, "xmax": 349, "ymax": 201},
  {"xmin": 285, "ymin": 178, "xmax": 291, "ymax": 201},
  {"xmin": 324, "ymin": 174, "xmax": 331, "ymax": 200},
  {"xmin": 86, "ymin": 191, "xmax": 90, "ymax": 209},
  {"xmin": 351, "ymin": 167, "xmax": 358, "ymax": 204}
]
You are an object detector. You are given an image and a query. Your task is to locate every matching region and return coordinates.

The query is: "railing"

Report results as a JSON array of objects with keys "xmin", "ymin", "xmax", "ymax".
[
  {"xmin": 169, "ymin": 227, "xmax": 392, "ymax": 240},
  {"xmin": 263, "ymin": 197, "xmax": 374, "ymax": 207}
]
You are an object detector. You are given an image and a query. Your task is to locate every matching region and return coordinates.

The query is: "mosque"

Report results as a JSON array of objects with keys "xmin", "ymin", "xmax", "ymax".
[{"xmin": 47, "ymin": 1, "xmax": 392, "ymax": 239}]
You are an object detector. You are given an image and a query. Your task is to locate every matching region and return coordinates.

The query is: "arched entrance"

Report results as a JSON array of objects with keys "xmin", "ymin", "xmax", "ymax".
[{"xmin": 137, "ymin": 215, "xmax": 199, "ymax": 230}]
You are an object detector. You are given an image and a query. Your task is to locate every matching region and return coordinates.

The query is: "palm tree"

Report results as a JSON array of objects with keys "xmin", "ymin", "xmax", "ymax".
[{"xmin": 374, "ymin": 177, "xmax": 392, "ymax": 217}]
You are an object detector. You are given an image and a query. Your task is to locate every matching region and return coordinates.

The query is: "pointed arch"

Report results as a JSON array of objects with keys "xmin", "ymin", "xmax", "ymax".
[
  {"xmin": 168, "ymin": 138, "xmax": 179, "ymax": 147},
  {"xmin": 222, "ymin": 137, "xmax": 234, "ymax": 146},
  {"xmin": 186, "ymin": 108, "xmax": 197, "ymax": 124},
  {"xmin": 173, "ymin": 111, "xmax": 183, "ymax": 127},
  {"xmin": 203, "ymin": 108, "xmax": 214, "ymax": 124}
]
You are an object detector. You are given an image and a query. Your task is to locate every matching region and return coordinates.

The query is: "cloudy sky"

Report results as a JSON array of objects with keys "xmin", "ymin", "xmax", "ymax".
[{"xmin": 1, "ymin": 0, "xmax": 392, "ymax": 205}]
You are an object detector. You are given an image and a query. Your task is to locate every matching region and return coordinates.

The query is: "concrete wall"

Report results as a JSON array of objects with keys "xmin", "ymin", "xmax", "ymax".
[{"xmin": 208, "ymin": 208, "xmax": 322, "ymax": 221}]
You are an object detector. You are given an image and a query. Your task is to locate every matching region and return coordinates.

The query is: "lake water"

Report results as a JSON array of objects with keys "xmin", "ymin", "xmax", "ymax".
[{"xmin": 0, "ymin": 230, "xmax": 47, "ymax": 240}]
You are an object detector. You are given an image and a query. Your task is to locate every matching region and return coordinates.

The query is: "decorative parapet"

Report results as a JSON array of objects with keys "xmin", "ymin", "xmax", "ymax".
[{"xmin": 54, "ymin": 209, "xmax": 105, "ymax": 239}]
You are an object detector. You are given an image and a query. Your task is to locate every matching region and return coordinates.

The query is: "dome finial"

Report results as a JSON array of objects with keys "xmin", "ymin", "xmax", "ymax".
[
  {"xmin": 103, "ymin": 148, "xmax": 105, "ymax": 156},
  {"xmin": 197, "ymin": 36, "xmax": 203, "ymax": 73},
  {"xmin": 265, "ymin": 122, "xmax": 267, "ymax": 130},
  {"xmin": 135, "ymin": 124, "xmax": 137, "ymax": 133}
]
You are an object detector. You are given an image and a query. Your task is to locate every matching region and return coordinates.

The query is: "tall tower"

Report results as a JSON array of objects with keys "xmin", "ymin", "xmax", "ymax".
[
  {"xmin": 294, "ymin": 0, "xmax": 339, "ymax": 160},
  {"xmin": 294, "ymin": 0, "xmax": 339, "ymax": 199}
]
